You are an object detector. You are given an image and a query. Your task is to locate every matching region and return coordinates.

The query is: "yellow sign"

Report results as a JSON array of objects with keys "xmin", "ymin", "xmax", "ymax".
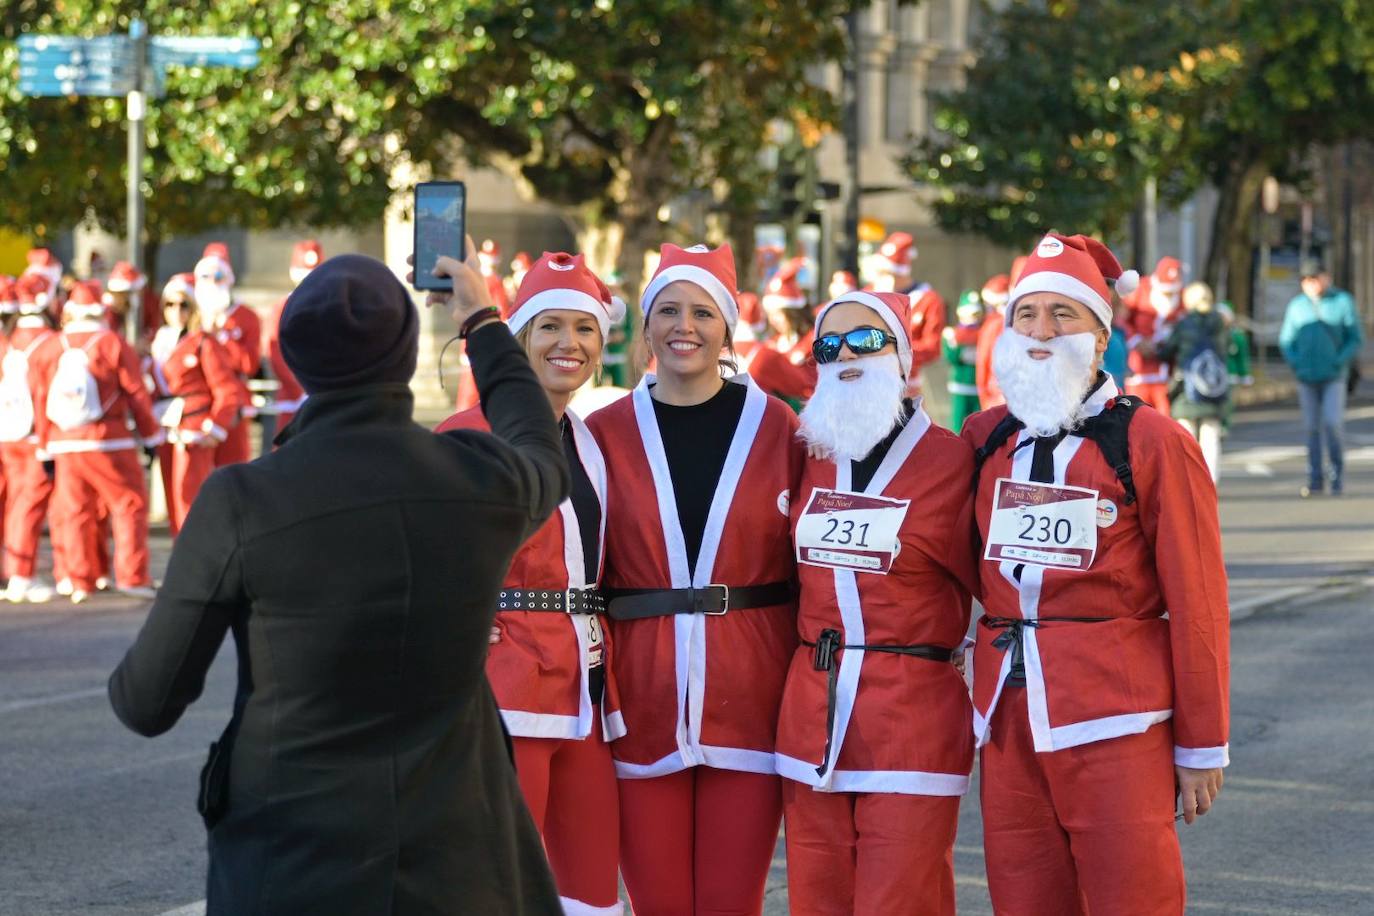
[
  {"xmin": 0, "ymin": 229, "xmax": 34, "ymax": 276},
  {"xmin": 858, "ymin": 217, "xmax": 886, "ymax": 243}
]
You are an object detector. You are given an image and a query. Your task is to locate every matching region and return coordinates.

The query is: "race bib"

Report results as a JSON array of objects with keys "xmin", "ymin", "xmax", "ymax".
[
  {"xmin": 985, "ymin": 479, "xmax": 1098, "ymax": 570},
  {"xmin": 795, "ymin": 488, "xmax": 910, "ymax": 574}
]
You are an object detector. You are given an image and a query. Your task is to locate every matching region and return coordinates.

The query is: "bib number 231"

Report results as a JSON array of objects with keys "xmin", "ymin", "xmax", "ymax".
[
  {"xmin": 984, "ymin": 479, "xmax": 1098, "ymax": 570},
  {"xmin": 795, "ymin": 488, "xmax": 910, "ymax": 574}
]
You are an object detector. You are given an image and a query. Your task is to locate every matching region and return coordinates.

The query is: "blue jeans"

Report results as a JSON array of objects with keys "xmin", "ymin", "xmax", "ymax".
[{"xmin": 1297, "ymin": 379, "xmax": 1346, "ymax": 489}]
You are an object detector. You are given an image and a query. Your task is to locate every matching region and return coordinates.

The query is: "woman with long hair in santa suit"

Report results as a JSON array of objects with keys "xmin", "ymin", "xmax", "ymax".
[
  {"xmin": 147, "ymin": 274, "xmax": 248, "ymax": 537},
  {"xmin": 774, "ymin": 289, "xmax": 979, "ymax": 916},
  {"xmin": 436, "ymin": 251, "xmax": 627, "ymax": 916},
  {"xmin": 586, "ymin": 243, "xmax": 804, "ymax": 916}
]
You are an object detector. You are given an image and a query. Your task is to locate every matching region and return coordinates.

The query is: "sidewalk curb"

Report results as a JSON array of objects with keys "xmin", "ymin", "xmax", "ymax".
[{"xmin": 1231, "ymin": 576, "xmax": 1374, "ymax": 623}]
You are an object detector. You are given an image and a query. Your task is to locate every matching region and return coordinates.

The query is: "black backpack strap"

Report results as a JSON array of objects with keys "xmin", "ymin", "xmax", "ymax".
[
  {"xmin": 1075, "ymin": 395, "xmax": 1144, "ymax": 505},
  {"xmin": 972, "ymin": 413, "xmax": 1025, "ymax": 495}
]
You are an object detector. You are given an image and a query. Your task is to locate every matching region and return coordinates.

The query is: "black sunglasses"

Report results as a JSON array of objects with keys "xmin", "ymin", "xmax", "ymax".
[{"xmin": 812, "ymin": 326, "xmax": 895, "ymax": 364}]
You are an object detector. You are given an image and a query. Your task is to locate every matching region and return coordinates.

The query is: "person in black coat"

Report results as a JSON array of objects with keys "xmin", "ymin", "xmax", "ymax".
[{"xmin": 109, "ymin": 244, "xmax": 570, "ymax": 915}]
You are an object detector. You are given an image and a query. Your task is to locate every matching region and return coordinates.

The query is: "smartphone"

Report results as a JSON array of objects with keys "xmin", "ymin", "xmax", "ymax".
[{"xmin": 412, "ymin": 180, "xmax": 466, "ymax": 292}]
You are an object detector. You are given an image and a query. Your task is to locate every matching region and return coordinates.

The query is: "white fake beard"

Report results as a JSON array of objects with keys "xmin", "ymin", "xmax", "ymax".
[
  {"xmin": 992, "ymin": 329, "xmax": 1099, "ymax": 437},
  {"xmin": 1150, "ymin": 286, "xmax": 1180, "ymax": 318},
  {"xmin": 798, "ymin": 352, "xmax": 907, "ymax": 462},
  {"xmin": 196, "ymin": 283, "xmax": 231, "ymax": 323}
]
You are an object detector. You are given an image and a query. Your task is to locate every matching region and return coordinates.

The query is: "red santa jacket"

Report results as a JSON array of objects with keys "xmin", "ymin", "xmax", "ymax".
[
  {"xmin": 212, "ymin": 303, "xmax": 263, "ymax": 380},
  {"xmin": 263, "ymin": 298, "xmax": 306, "ymax": 417},
  {"xmin": 0, "ymin": 322, "xmax": 55, "ymax": 444},
  {"xmin": 907, "ymin": 285, "xmax": 947, "ymax": 374},
  {"xmin": 484, "ymin": 273, "xmax": 512, "ymax": 319},
  {"xmin": 975, "ymin": 314, "xmax": 1005, "ymax": 410},
  {"xmin": 775, "ymin": 407, "xmax": 977, "ymax": 795},
  {"xmin": 149, "ymin": 329, "xmax": 247, "ymax": 444},
  {"xmin": 29, "ymin": 320, "xmax": 161, "ymax": 455},
  {"xmin": 1124, "ymin": 277, "xmax": 1178, "ymax": 386},
  {"xmin": 745, "ymin": 330, "xmax": 817, "ymax": 402},
  {"xmin": 586, "ymin": 375, "xmax": 803, "ymax": 778},
  {"xmin": 961, "ymin": 378, "xmax": 1230, "ymax": 768},
  {"xmin": 436, "ymin": 406, "xmax": 625, "ymax": 741}
]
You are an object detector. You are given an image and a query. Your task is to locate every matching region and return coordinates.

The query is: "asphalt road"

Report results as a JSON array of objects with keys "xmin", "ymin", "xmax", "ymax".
[{"xmin": 0, "ymin": 395, "xmax": 1371, "ymax": 916}]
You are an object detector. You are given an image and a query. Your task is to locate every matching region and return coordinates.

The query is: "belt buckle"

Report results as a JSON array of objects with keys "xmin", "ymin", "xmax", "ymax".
[{"xmin": 704, "ymin": 584, "xmax": 729, "ymax": 615}]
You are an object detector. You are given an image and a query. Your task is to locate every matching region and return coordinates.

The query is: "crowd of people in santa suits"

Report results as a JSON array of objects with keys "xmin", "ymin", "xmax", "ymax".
[
  {"xmin": 427, "ymin": 229, "xmax": 1230, "ymax": 916},
  {"xmin": 0, "ymin": 239, "xmax": 323, "ymax": 604}
]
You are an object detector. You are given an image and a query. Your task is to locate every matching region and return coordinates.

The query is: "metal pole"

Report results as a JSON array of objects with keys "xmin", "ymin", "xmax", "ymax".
[
  {"xmin": 1143, "ymin": 175, "xmax": 1158, "ymax": 270},
  {"xmin": 1341, "ymin": 143, "xmax": 1354, "ymax": 290},
  {"xmin": 126, "ymin": 18, "xmax": 147, "ymax": 343},
  {"xmin": 841, "ymin": 11, "xmax": 861, "ymax": 276}
]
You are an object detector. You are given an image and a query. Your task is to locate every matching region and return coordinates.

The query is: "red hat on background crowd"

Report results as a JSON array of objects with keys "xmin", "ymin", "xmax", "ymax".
[
  {"xmin": 105, "ymin": 261, "xmax": 147, "ymax": 294},
  {"xmin": 15, "ymin": 271, "xmax": 56, "ymax": 313},
  {"xmin": 981, "ymin": 274, "xmax": 1011, "ymax": 312},
  {"xmin": 290, "ymin": 240, "xmax": 324, "ymax": 287},
  {"xmin": 828, "ymin": 270, "xmax": 858, "ymax": 301},
  {"xmin": 23, "ymin": 248, "xmax": 63, "ymax": 291},
  {"xmin": 762, "ymin": 257, "xmax": 808, "ymax": 312},
  {"xmin": 877, "ymin": 232, "xmax": 916, "ymax": 278},
  {"xmin": 63, "ymin": 280, "xmax": 106, "ymax": 320}
]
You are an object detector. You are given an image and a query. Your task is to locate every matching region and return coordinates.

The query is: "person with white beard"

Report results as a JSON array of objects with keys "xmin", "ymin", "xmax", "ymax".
[
  {"xmin": 193, "ymin": 244, "xmax": 261, "ymax": 466},
  {"xmin": 963, "ymin": 234, "xmax": 1230, "ymax": 915},
  {"xmin": 774, "ymin": 290, "xmax": 978, "ymax": 916}
]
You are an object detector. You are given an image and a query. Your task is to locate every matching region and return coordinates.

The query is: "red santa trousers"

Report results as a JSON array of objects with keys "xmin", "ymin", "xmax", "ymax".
[
  {"xmin": 981, "ymin": 687, "xmax": 1185, "ymax": 916},
  {"xmin": 781, "ymin": 781, "xmax": 959, "ymax": 916},
  {"xmin": 512, "ymin": 717, "xmax": 621, "ymax": 914},
  {"xmin": 1125, "ymin": 380, "xmax": 1172, "ymax": 417},
  {"xmin": 52, "ymin": 450, "xmax": 151, "ymax": 591},
  {"xmin": 1, "ymin": 441, "xmax": 52, "ymax": 579},
  {"xmin": 213, "ymin": 421, "xmax": 252, "ymax": 466},
  {"xmin": 618, "ymin": 767, "xmax": 782, "ymax": 916},
  {"xmin": 166, "ymin": 442, "xmax": 217, "ymax": 536}
]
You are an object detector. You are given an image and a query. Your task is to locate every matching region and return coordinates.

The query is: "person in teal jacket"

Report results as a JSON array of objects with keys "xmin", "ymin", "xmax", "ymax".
[{"xmin": 1278, "ymin": 266, "xmax": 1364, "ymax": 496}]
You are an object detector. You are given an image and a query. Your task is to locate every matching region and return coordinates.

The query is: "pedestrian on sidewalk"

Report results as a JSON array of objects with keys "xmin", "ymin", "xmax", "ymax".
[
  {"xmin": 967, "ymin": 233, "xmax": 1230, "ymax": 914},
  {"xmin": 1160, "ymin": 281, "xmax": 1231, "ymax": 484},
  {"xmin": 1280, "ymin": 263, "xmax": 1364, "ymax": 496},
  {"xmin": 775, "ymin": 290, "xmax": 976, "ymax": 915},
  {"xmin": 109, "ymin": 246, "xmax": 569, "ymax": 915}
]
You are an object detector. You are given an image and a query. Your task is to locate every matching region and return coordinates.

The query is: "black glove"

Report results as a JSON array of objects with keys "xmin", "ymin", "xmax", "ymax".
[{"xmin": 42, "ymin": 459, "xmax": 55, "ymax": 481}]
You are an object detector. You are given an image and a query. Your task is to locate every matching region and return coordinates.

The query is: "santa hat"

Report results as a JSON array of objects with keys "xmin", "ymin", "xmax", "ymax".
[
  {"xmin": 105, "ymin": 260, "xmax": 146, "ymax": 293},
  {"xmin": 23, "ymin": 248, "xmax": 64, "ymax": 290},
  {"xmin": 290, "ymin": 240, "xmax": 324, "ymax": 285},
  {"xmin": 511, "ymin": 251, "xmax": 533, "ymax": 273},
  {"xmin": 0, "ymin": 276, "xmax": 17, "ymax": 314},
  {"xmin": 1151, "ymin": 256, "xmax": 1183, "ymax": 293},
  {"xmin": 63, "ymin": 281, "xmax": 106, "ymax": 319},
  {"xmin": 877, "ymin": 232, "xmax": 916, "ymax": 276},
  {"xmin": 1008, "ymin": 233, "xmax": 1138, "ymax": 329},
  {"xmin": 479, "ymin": 239, "xmax": 502, "ymax": 259},
  {"xmin": 828, "ymin": 270, "xmax": 858, "ymax": 299},
  {"xmin": 15, "ymin": 272, "xmax": 54, "ymax": 314},
  {"xmin": 194, "ymin": 249, "xmax": 236, "ymax": 288},
  {"xmin": 642, "ymin": 242, "xmax": 739, "ymax": 331},
  {"xmin": 956, "ymin": 289, "xmax": 985, "ymax": 325},
  {"xmin": 763, "ymin": 257, "xmax": 808, "ymax": 311},
  {"xmin": 981, "ymin": 274, "xmax": 1010, "ymax": 308},
  {"xmin": 507, "ymin": 252, "xmax": 626, "ymax": 340},
  {"xmin": 816, "ymin": 290, "xmax": 914, "ymax": 378},
  {"xmin": 737, "ymin": 291, "xmax": 764, "ymax": 330},
  {"xmin": 161, "ymin": 273, "xmax": 197, "ymax": 304}
]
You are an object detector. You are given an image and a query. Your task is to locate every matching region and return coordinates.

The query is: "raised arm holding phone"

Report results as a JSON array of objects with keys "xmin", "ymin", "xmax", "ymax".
[{"xmin": 109, "ymin": 232, "xmax": 569, "ymax": 916}]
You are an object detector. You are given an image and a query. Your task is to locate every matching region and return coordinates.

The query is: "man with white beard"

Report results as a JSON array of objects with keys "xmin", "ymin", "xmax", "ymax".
[
  {"xmin": 1124, "ymin": 256, "xmax": 1185, "ymax": 415},
  {"xmin": 194, "ymin": 244, "xmax": 260, "ymax": 466},
  {"xmin": 963, "ymin": 234, "xmax": 1230, "ymax": 915},
  {"xmin": 774, "ymin": 290, "xmax": 978, "ymax": 915}
]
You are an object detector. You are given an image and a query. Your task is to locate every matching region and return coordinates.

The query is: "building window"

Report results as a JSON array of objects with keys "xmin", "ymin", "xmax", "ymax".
[{"xmin": 885, "ymin": 56, "xmax": 913, "ymax": 144}]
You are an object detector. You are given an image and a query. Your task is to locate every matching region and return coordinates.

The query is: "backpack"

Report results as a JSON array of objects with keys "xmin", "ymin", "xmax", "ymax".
[
  {"xmin": 1182, "ymin": 334, "xmax": 1230, "ymax": 404},
  {"xmin": 0, "ymin": 337, "xmax": 45, "ymax": 443},
  {"xmin": 973, "ymin": 395, "xmax": 1144, "ymax": 506},
  {"xmin": 45, "ymin": 334, "xmax": 112, "ymax": 432}
]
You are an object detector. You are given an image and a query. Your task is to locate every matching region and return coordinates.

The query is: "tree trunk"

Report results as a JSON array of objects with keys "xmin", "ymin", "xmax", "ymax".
[{"xmin": 1204, "ymin": 157, "xmax": 1267, "ymax": 317}]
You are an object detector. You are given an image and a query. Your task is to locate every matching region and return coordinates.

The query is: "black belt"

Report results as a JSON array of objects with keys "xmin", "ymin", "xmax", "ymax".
[
  {"xmin": 603, "ymin": 581, "xmax": 793, "ymax": 621},
  {"xmin": 804, "ymin": 627, "xmax": 955, "ymax": 777},
  {"xmin": 981, "ymin": 614, "xmax": 1110, "ymax": 686},
  {"xmin": 497, "ymin": 588, "xmax": 606, "ymax": 616}
]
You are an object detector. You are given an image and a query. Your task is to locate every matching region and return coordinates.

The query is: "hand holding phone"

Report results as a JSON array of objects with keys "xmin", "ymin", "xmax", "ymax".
[{"xmin": 406, "ymin": 236, "xmax": 495, "ymax": 328}]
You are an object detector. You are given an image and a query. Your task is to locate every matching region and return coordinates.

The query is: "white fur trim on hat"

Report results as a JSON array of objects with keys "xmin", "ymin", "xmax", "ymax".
[
  {"xmin": 508, "ymin": 288, "xmax": 617, "ymax": 339},
  {"xmin": 642, "ymin": 265, "xmax": 739, "ymax": 331},
  {"xmin": 1008, "ymin": 271, "xmax": 1112, "ymax": 329},
  {"xmin": 1115, "ymin": 269, "xmax": 1140, "ymax": 297},
  {"xmin": 816, "ymin": 290, "xmax": 913, "ymax": 378}
]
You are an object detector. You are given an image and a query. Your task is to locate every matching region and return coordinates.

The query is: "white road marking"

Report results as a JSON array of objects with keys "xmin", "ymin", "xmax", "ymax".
[
  {"xmin": 157, "ymin": 904, "xmax": 205, "ymax": 916},
  {"xmin": 0, "ymin": 686, "xmax": 105, "ymax": 715},
  {"xmin": 1210, "ymin": 870, "xmax": 1374, "ymax": 896}
]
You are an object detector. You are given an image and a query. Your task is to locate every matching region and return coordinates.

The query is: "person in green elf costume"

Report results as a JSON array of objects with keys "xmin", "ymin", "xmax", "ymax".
[{"xmin": 942, "ymin": 289, "xmax": 984, "ymax": 431}]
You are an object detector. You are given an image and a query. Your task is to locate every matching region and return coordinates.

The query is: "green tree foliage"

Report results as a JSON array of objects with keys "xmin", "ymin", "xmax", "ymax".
[
  {"xmin": 2, "ymin": 1, "xmax": 854, "ymax": 291},
  {"xmin": 907, "ymin": 0, "xmax": 1374, "ymax": 312}
]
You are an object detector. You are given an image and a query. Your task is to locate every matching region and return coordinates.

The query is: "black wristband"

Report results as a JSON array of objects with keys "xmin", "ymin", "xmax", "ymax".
[{"xmin": 459, "ymin": 306, "xmax": 501, "ymax": 339}]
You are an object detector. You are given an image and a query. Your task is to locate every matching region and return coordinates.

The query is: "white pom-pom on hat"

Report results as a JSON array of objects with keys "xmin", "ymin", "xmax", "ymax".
[
  {"xmin": 1114, "ymin": 269, "xmax": 1140, "ymax": 297},
  {"xmin": 608, "ymin": 295, "xmax": 627, "ymax": 326}
]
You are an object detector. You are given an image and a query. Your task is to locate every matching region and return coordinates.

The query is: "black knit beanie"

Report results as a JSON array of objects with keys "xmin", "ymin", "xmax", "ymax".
[{"xmin": 279, "ymin": 254, "xmax": 419, "ymax": 393}]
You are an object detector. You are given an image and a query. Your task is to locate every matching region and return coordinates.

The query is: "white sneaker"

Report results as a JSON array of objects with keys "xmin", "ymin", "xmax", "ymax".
[
  {"xmin": 70, "ymin": 589, "xmax": 89, "ymax": 605},
  {"xmin": 5, "ymin": 576, "xmax": 32, "ymax": 603},
  {"xmin": 25, "ymin": 584, "xmax": 54, "ymax": 604},
  {"xmin": 118, "ymin": 584, "xmax": 157, "ymax": 600},
  {"xmin": 95, "ymin": 576, "xmax": 112, "ymax": 591},
  {"xmin": 55, "ymin": 578, "xmax": 74, "ymax": 597}
]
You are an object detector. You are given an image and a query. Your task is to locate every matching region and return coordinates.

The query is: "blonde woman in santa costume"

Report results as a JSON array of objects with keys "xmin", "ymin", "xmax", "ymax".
[
  {"xmin": 437, "ymin": 251, "xmax": 627, "ymax": 916},
  {"xmin": 774, "ymin": 289, "xmax": 978, "ymax": 915},
  {"xmin": 587, "ymin": 243, "xmax": 803, "ymax": 916},
  {"xmin": 146, "ymin": 274, "xmax": 248, "ymax": 536}
]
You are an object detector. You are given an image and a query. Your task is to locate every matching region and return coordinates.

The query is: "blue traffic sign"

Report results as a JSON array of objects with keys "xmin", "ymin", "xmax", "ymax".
[
  {"xmin": 18, "ymin": 33, "xmax": 136, "ymax": 96},
  {"xmin": 151, "ymin": 35, "xmax": 259, "ymax": 69}
]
